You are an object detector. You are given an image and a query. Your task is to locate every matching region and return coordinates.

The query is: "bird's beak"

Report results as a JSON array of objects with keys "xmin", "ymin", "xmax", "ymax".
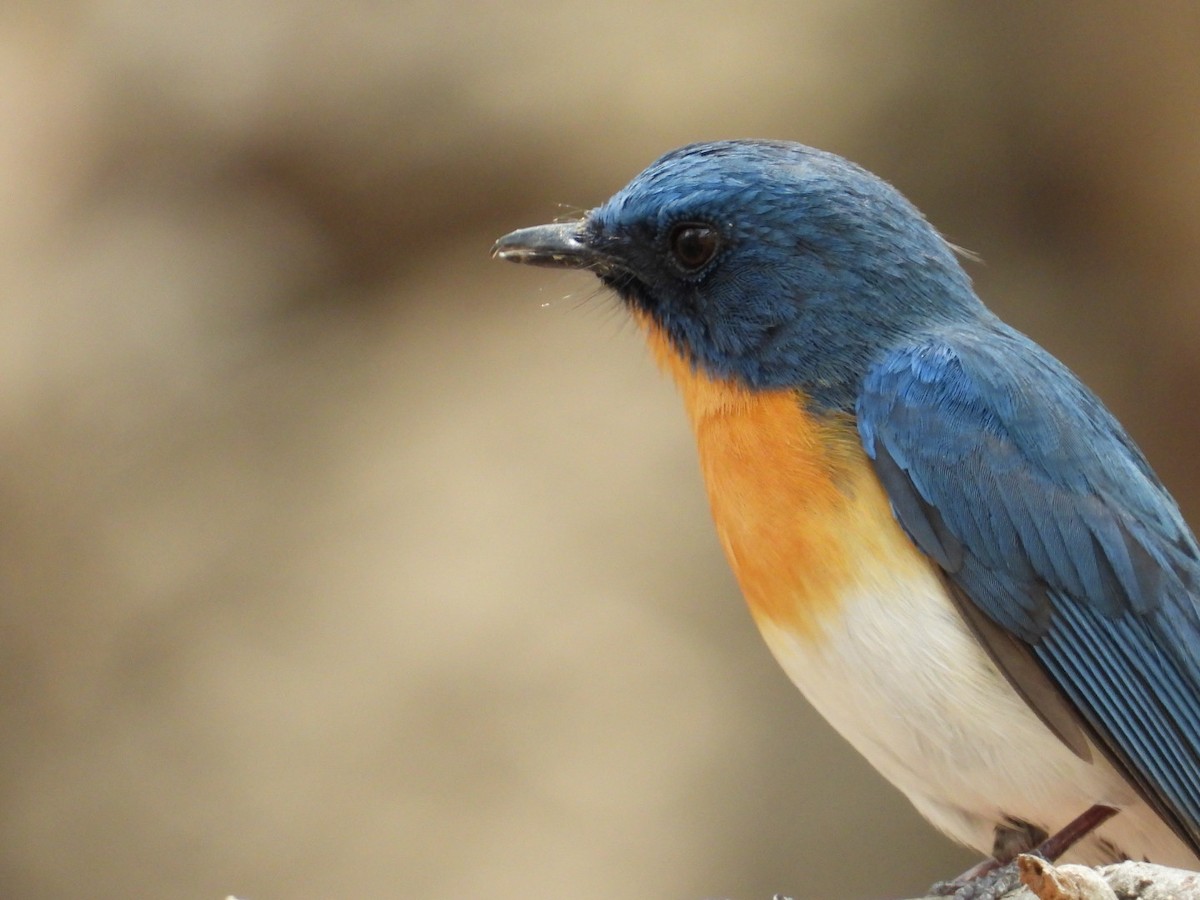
[{"xmin": 491, "ymin": 221, "xmax": 598, "ymax": 269}]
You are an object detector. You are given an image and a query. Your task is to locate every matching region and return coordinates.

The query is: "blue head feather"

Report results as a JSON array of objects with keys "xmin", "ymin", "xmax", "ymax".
[{"xmin": 585, "ymin": 140, "xmax": 984, "ymax": 410}]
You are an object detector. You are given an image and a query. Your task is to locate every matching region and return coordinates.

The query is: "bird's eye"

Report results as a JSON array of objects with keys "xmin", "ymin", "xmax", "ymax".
[{"xmin": 668, "ymin": 223, "xmax": 719, "ymax": 272}]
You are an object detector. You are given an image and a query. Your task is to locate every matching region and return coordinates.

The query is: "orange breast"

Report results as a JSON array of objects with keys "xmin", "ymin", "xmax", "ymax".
[{"xmin": 638, "ymin": 315, "xmax": 918, "ymax": 640}]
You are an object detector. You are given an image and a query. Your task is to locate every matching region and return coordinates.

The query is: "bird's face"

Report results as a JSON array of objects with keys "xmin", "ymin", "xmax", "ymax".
[{"xmin": 495, "ymin": 141, "xmax": 979, "ymax": 410}]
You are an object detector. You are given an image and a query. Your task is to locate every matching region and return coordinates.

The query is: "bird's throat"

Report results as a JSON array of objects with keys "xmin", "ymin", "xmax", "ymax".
[{"xmin": 636, "ymin": 313, "xmax": 919, "ymax": 640}]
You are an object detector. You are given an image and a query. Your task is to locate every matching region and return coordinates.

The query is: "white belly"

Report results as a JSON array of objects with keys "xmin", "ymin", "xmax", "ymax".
[{"xmin": 753, "ymin": 561, "xmax": 1197, "ymax": 867}]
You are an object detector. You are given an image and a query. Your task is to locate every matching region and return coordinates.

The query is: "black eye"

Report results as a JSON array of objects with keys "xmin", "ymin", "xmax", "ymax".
[{"xmin": 668, "ymin": 223, "xmax": 719, "ymax": 272}]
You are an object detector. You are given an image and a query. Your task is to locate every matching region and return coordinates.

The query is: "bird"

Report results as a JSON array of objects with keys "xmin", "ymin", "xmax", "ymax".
[{"xmin": 491, "ymin": 140, "xmax": 1200, "ymax": 882}]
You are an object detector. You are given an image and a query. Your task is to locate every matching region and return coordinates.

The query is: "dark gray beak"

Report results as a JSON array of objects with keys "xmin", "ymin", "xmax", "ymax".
[{"xmin": 491, "ymin": 221, "xmax": 596, "ymax": 269}]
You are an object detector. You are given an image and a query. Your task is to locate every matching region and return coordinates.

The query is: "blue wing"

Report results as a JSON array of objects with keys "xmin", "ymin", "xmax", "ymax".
[{"xmin": 856, "ymin": 320, "xmax": 1200, "ymax": 853}]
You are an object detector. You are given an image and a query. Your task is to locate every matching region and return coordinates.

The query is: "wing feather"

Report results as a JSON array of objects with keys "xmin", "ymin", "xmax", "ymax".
[{"xmin": 857, "ymin": 322, "xmax": 1200, "ymax": 852}]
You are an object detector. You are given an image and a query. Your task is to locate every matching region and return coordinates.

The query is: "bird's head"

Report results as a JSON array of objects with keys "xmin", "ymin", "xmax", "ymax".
[{"xmin": 494, "ymin": 140, "xmax": 983, "ymax": 411}]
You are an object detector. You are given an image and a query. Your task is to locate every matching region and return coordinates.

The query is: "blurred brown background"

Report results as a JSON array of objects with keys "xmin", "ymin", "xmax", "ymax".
[{"xmin": 2, "ymin": 3, "xmax": 1199, "ymax": 898}]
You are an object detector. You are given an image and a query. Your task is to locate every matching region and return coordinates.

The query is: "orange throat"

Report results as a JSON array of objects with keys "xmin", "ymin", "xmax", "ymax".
[{"xmin": 636, "ymin": 314, "xmax": 901, "ymax": 640}]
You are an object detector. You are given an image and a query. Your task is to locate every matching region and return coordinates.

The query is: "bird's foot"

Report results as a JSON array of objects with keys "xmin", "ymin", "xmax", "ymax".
[
  {"xmin": 928, "ymin": 804, "xmax": 1119, "ymax": 899},
  {"xmin": 928, "ymin": 856, "xmax": 1026, "ymax": 899}
]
